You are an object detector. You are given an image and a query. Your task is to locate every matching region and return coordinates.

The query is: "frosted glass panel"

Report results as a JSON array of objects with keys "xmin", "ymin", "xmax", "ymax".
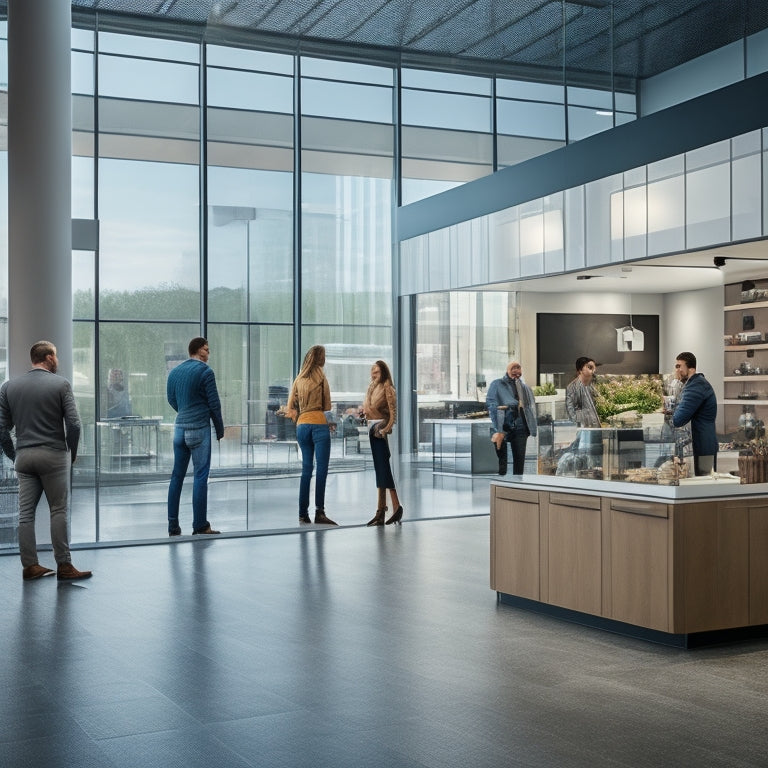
[
  {"xmin": 687, "ymin": 140, "xmax": 729, "ymax": 171},
  {"xmin": 732, "ymin": 155, "xmax": 761, "ymax": 241},
  {"xmin": 623, "ymin": 186, "xmax": 648, "ymax": 261},
  {"xmin": 585, "ymin": 176, "xmax": 621, "ymax": 266},
  {"xmin": 687, "ymin": 164, "xmax": 730, "ymax": 248},
  {"xmin": 564, "ymin": 187, "xmax": 585, "ymax": 272},
  {"xmin": 648, "ymin": 176, "xmax": 685, "ymax": 255}
]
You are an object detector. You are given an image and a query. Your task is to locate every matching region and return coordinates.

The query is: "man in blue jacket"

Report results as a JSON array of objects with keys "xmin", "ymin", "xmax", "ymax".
[
  {"xmin": 486, "ymin": 361, "xmax": 537, "ymax": 475},
  {"xmin": 167, "ymin": 337, "xmax": 225, "ymax": 536},
  {"xmin": 671, "ymin": 351, "xmax": 717, "ymax": 476}
]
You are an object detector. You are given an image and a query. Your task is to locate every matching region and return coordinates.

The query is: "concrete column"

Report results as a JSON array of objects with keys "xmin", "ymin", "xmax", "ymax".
[{"xmin": 8, "ymin": 0, "xmax": 72, "ymax": 380}]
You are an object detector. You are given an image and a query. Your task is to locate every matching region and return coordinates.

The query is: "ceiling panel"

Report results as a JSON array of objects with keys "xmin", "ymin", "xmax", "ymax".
[{"xmin": 66, "ymin": 1, "xmax": 768, "ymax": 81}]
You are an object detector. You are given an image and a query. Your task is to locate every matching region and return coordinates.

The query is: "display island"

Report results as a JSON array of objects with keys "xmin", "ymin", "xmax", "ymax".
[{"xmin": 490, "ymin": 474, "xmax": 768, "ymax": 647}]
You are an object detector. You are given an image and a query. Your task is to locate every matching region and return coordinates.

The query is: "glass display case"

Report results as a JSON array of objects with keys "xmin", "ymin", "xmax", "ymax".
[{"xmin": 537, "ymin": 419, "xmax": 684, "ymax": 484}]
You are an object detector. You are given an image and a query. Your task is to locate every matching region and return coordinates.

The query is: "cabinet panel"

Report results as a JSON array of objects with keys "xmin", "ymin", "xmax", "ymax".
[
  {"xmin": 673, "ymin": 503, "xmax": 749, "ymax": 633},
  {"xmin": 546, "ymin": 498, "xmax": 602, "ymax": 615},
  {"xmin": 491, "ymin": 492, "xmax": 540, "ymax": 600},
  {"xmin": 609, "ymin": 505, "xmax": 670, "ymax": 631},
  {"xmin": 749, "ymin": 505, "xmax": 768, "ymax": 624}
]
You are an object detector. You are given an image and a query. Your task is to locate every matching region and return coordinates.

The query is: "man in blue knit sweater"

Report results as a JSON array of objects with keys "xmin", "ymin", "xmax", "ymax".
[{"xmin": 166, "ymin": 337, "xmax": 225, "ymax": 536}]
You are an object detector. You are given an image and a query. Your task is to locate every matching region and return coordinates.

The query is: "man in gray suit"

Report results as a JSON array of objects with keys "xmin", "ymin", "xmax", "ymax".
[{"xmin": 0, "ymin": 340, "xmax": 92, "ymax": 581}]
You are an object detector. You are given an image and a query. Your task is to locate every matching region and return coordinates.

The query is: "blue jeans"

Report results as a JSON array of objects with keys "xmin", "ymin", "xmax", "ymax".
[
  {"xmin": 168, "ymin": 425, "xmax": 211, "ymax": 533},
  {"xmin": 296, "ymin": 423, "xmax": 331, "ymax": 517}
]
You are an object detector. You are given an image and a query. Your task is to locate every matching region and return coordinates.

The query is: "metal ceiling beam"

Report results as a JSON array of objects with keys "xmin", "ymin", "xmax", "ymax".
[
  {"xmin": 456, "ymin": 3, "xmax": 565, "ymax": 60},
  {"xmin": 338, "ymin": 0, "xmax": 410, "ymax": 42},
  {"xmin": 400, "ymin": 0, "xmax": 483, "ymax": 47}
]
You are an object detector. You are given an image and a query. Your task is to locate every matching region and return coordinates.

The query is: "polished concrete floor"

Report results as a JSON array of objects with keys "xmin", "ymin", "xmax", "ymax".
[{"xmin": 2, "ymin": 469, "xmax": 768, "ymax": 767}]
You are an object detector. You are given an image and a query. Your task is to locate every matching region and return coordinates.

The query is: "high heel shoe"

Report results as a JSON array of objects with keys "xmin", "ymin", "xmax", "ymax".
[
  {"xmin": 385, "ymin": 506, "xmax": 403, "ymax": 525},
  {"xmin": 366, "ymin": 508, "xmax": 386, "ymax": 527}
]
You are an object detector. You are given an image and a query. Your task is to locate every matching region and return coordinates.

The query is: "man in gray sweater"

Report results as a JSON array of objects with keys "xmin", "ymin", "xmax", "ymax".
[{"xmin": 0, "ymin": 340, "xmax": 92, "ymax": 581}]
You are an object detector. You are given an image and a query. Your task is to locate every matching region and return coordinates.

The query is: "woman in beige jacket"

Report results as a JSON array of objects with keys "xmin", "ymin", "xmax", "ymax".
[{"xmin": 362, "ymin": 360, "xmax": 403, "ymax": 526}]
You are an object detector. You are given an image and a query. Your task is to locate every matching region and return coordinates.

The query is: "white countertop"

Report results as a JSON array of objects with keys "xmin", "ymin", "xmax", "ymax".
[{"xmin": 493, "ymin": 473, "xmax": 768, "ymax": 503}]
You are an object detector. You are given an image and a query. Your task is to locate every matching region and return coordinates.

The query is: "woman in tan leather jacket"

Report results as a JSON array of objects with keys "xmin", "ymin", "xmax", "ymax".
[
  {"xmin": 286, "ymin": 345, "xmax": 338, "ymax": 526},
  {"xmin": 362, "ymin": 360, "xmax": 403, "ymax": 526}
]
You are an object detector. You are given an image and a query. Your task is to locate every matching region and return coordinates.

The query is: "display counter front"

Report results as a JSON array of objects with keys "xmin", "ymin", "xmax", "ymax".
[
  {"xmin": 490, "ymin": 475, "xmax": 768, "ymax": 647},
  {"xmin": 426, "ymin": 418, "xmax": 498, "ymax": 475}
]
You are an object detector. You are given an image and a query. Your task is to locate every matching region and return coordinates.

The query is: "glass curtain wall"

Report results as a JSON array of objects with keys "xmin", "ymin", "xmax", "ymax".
[
  {"xmin": 415, "ymin": 291, "xmax": 514, "ymax": 456},
  {"xmin": 0, "ymin": 22, "xmax": 9, "ymax": 514},
  {"xmin": 64, "ymin": 21, "xmax": 398, "ymax": 542},
  {"xmin": 87, "ymin": 31, "xmax": 201, "ymax": 541},
  {"xmin": 0, "ymin": 9, "xmax": 642, "ymax": 545},
  {"xmin": 401, "ymin": 69, "xmax": 493, "ymax": 205},
  {"xmin": 300, "ymin": 58, "xmax": 394, "ymax": 417},
  {"xmin": 205, "ymin": 45, "xmax": 294, "ymax": 527}
]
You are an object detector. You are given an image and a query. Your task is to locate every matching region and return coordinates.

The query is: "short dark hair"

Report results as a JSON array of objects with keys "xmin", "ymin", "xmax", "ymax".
[
  {"xmin": 30, "ymin": 340, "xmax": 56, "ymax": 365},
  {"xmin": 676, "ymin": 351, "xmax": 697, "ymax": 369},
  {"xmin": 575, "ymin": 356, "xmax": 596, "ymax": 372},
  {"xmin": 188, "ymin": 337, "xmax": 208, "ymax": 356}
]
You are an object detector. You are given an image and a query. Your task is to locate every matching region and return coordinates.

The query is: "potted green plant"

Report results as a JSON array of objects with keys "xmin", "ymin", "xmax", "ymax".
[{"xmin": 593, "ymin": 375, "xmax": 663, "ymax": 426}]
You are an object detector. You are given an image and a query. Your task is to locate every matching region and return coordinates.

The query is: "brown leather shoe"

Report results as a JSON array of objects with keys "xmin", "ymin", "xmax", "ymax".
[
  {"xmin": 23, "ymin": 564, "xmax": 55, "ymax": 581},
  {"xmin": 192, "ymin": 524, "xmax": 220, "ymax": 535},
  {"xmin": 57, "ymin": 562, "xmax": 93, "ymax": 581},
  {"xmin": 314, "ymin": 511, "xmax": 338, "ymax": 526}
]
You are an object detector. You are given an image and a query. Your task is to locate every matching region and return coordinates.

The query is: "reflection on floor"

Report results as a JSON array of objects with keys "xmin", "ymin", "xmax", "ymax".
[
  {"xmin": 2, "ymin": 512, "xmax": 767, "ymax": 767},
  {"xmin": 68, "ymin": 459, "xmax": 495, "ymax": 544}
]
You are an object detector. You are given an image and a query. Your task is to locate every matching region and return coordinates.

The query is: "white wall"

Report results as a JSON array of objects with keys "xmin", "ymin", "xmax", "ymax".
[
  {"xmin": 661, "ymin": 285, "xmax": 723, "ymax": 402},
  {"xmin": 518, "ymin": 291, "xmax": 664, "ymax": 382}
]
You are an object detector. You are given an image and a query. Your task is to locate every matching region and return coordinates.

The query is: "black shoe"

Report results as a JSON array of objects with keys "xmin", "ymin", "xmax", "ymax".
[
  {"xmin": 169, "ymin": 527, "xmax": 182, "ymax": 537},
  {"xmin": 385, "ymin": 506, "xmax": 404, "ymax": 525},
  {"xmin": 367, "ymin": 508, "xmax": 386, "ymax": 526},
  {"xmin": 299, "ymin": 516, "xmax": 312, "ymax": 525}
]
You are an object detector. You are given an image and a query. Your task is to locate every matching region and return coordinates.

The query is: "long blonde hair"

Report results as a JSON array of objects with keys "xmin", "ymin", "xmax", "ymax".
[{"xmin": 297, "ymin": 345, "xmax": 326, "ymax": 381}]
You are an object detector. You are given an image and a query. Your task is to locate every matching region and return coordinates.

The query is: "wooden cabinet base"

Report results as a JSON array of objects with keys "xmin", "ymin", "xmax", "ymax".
[{"xmin": 491, "ymin": 480, "xmax": 768, "ymax": 646}]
